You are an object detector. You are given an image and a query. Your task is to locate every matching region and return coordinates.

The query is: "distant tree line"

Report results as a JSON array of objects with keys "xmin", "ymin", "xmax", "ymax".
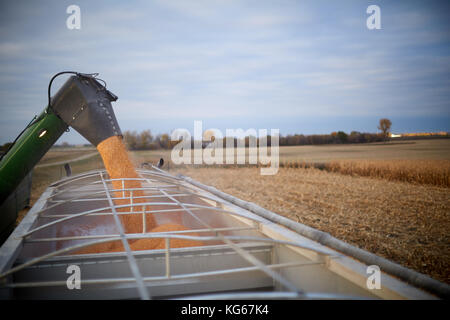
[
  {"xmin": 0, "ymin": 142, "xmax": 12, "ymax": 153},
  {"xmin": 2, "ymin": 118, "xmax": 447, "ymax": 152},
  {"xmin": 123, "ymin": 130, "xmax": 175, "ymax": 150},
  {"xmin": 279, "ymin": 131, "xmax": 386, "ymax": 146},
  {"xmin": 51, "ymin": 142, "xmax": 92, "ymax": 148},
  {"xmin": 121, "ymin": 130, "xmax": 389, "ymax": 150}
]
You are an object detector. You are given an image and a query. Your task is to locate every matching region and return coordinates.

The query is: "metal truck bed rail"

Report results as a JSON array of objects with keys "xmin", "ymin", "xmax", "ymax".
[{"xmin": 0, "ymin": 167, "xmax": 441, "ymax": 300}]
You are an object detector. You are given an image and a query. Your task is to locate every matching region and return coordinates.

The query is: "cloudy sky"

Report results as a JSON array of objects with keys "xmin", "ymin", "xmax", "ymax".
[{"xmin": 0, "ymin": 0, "xmax": 449, "ymax": 144}]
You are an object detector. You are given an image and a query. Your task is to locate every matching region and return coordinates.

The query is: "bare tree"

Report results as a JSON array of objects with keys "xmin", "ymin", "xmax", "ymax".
[
  {"xmin": 378, "ymin": 118, "xmax": 392, "ymax": 141},
  {"xmin": 138, "ymin": 130, "xmax": 153, "ymax": 149},
  {"xmin": 157, "ymin": 133, "xmax": 170, "ymax": 149},
  {"xmin": 123, "ymin": 130, "xmax": 138, "ymax": 150}
]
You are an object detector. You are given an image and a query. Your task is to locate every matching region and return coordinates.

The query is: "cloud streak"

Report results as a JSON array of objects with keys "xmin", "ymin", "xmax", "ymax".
[{"xmin": 0, "ymin": 0, "xmax": 449, "ymax": 144}]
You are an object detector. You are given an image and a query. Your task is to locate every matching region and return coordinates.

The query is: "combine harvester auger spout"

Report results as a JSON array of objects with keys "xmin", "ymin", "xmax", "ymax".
[{"xmin": 0, "ymin": 72, "xmax": 121, "ymax": 243}]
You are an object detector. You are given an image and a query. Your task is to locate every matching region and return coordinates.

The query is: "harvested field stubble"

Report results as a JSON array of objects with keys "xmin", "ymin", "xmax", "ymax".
[{"xmin": 174, "ymin": 166, "xmax": 450, "ymax": 284}]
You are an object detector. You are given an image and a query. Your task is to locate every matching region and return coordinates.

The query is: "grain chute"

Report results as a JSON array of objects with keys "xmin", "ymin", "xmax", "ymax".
[{"xmin": 0, "ymin": 72, "xmax": 120, "ymax": 242}]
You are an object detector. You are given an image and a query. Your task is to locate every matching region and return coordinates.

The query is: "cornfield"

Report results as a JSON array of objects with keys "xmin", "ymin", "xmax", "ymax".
[
  {"xmin": 324, "ymin": 159, "xmax": 450, "ymax": 187},
  {"xmin": 173, "ymin": 166, "xmax": 450, "ymax": 284}
]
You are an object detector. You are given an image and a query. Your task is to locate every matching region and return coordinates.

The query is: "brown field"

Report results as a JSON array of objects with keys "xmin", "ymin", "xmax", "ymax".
[
  {"xmin": 37, "ymin": 147, "xmax": 97, "ymax": 165},
  {"xmin": 131, "ymin": 139, "xmax": 450, "ymax": 164},
  {"xmin": 172, "ymin": 166, "xmax": 450, "ymax": 285},
  {"xmin": 325, "ymin": 159, "xmax": 450, "ymax": 187},
  {"xmin": 277, "ymin": 139, "xmax": 450, "ymax": 162},
  {"xmin": 18, "ymin": 139, "xmax": 450, "ymax": 284},
  {"xmin": 280, "ymin": 159, "xmax": 450, "ymax": 187}
]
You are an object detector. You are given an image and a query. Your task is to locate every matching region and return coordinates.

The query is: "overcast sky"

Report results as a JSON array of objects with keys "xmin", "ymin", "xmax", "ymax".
[{"xmin": 0, "ymin": 0, "xmax": 449, "ymax": 144}]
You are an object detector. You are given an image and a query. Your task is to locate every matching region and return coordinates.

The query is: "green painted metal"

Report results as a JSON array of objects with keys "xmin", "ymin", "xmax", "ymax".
[
  {"xmin": 0, "ymin": 73, "xmax": 120, "ymax": 244},
  {"xmin": 0, "ymin": 108, "xmax": 68, "ymax": 204}
]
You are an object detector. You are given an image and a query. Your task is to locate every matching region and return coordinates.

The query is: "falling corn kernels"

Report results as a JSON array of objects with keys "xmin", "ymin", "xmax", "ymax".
[{"xmin": 72, "ymin": 135, "xmax": 202, "ymax": 254}]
